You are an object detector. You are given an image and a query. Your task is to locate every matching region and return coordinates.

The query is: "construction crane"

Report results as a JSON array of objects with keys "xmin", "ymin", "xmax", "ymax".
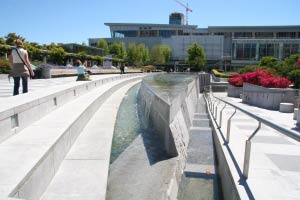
[{"xmin": 174, "ymin": 0, "xmax": 192, "ymax": 25}]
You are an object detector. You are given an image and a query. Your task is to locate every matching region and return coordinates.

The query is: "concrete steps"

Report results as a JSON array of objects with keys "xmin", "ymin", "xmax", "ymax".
[
  {"xmin": 0, "ymin": 74, "xmax": 137, "ymax": 144},
  {"xmin": 40, "ymin": 80, "xmax": 142, "ymax": 200},
  {"xmin": 0, "ymin": 75, "xmax": 145, "ymax": 200},
  {"xmin": 177, "ymin": 95, "xmax": 218, "ymax": 200}
]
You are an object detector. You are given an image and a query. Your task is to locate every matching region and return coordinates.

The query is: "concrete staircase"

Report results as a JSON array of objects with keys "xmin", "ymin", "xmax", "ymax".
[
  {"xmin": 0, "ymin": 74, "xmax": 145, "ymax": 200},
  {"xmin": 177, "ymin": 95, "xmax": 218, "ymax": 200}
]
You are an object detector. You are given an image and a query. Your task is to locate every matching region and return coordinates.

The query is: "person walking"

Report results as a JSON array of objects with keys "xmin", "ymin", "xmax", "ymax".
[
  {"xmin": 120, "ymin": 63, "xmax": 125, "ymax": 74},
  {"xmin": 9, "ymin": 39, "xmax": 34, "ymax": 96}
]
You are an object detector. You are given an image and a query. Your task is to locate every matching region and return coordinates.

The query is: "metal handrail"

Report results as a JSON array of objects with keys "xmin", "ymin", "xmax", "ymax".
[{"xmin": 203, "ymin": 86, "xmax": 300, "ymax": 179}]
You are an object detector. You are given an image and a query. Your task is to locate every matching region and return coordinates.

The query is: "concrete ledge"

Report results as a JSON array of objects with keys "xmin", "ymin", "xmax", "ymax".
[
  {"xmin": 0, "ymin": 74, "xmax": 143, "ymax": 143},
  {"xmin": 0, "ymin": 76, "xmax": 145, "ymax": 200}
]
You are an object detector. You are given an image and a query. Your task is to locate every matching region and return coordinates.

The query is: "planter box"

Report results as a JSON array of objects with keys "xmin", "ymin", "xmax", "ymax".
[
  {"xmin": 242, "ymin": 83, "xmax": 297, "ymax": 110},
  {"xmin": 227, "ymin": 85, "xmax": 243, "ymax": 98}
]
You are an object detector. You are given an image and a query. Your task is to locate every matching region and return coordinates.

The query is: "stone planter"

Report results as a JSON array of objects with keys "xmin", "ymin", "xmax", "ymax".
[
  {"xmin": 227, "ymin": 84, "xmax": 243, "ymax": 98},
  {"xmin": 242, "ymin": 83, "xmax": 297, "ymax": 110}
]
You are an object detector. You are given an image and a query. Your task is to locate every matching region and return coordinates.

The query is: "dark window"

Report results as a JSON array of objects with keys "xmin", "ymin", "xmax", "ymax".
[
  {"xmin": 234, "ymin": 32, "xmax": 252, "ymax": 38},
  {"xmin": 159, "ymin": 30, "xmax": 176, "ymax": 37},
  {"xmin": 236, "ymin": 43, "xmax": 256, "ymax": 60},
  {"xmin": 255, "ymin": 32, "xmax": 274, "ymax": 38},
  {"xmin": 276, "ymin": 32, "xmax": 296, "ymax": 38}
]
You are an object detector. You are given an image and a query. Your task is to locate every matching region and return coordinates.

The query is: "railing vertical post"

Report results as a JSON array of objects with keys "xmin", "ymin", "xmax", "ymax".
[
  {"xmin": 215, "ymin": 101, "xmax": 221, "ymax": 120},
  {"xmin": 219, "ymin": 104, "xmax": 226, "ymax": 128},
  {"xmin": 243, "ymin": 140, "xmax": 252, "ymax": 179},
  {"xmin": 243, "ymin": 121, "xmax": 261, "ymax": 179},
  {"xmin": 226, "ymin": 108, "xmax": 236, "ymax": 143}
]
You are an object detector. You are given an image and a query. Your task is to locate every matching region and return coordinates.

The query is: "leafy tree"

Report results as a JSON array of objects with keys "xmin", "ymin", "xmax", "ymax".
[
  {"xmin": 24, "ymin": 42, "xmax": 43, "ymax": 61},
  {"xmin": 5, "ymin": 33, "xmax": 25, "ymax": 45},
  {"xmin": 0, "ymin": 37, "xmax": 5, "ymax": 45},
  {"xmin": 150, "ymin": 45, "xmax": 171, "ymax": 65},
  {"xmin": 97, "ymin": 39, "xmax": 109, "ymax": 55},
  {"xmin": 109, "ymin": 43, "xmax": 121, "ymax": 57},
  {"xmin": 48, "ymin": 45, "xmax": 67, "ymax": 65},
  {"xmin": 75, "ymin": 51, "xmax": 88, "ymax": 62},
  {"xmin": 93, "ymin": 55, "xmax": 104, "ymax": 66},
  {"xmin": 82, "ymin": 41, "xmax": 87, "ymax": 46},
  {"xmin": 138, "ymin": 43, "xmax": 150, "ymax": 65},
  {"xmin": 0, "ymin": 45, "xmax": 11, "ymax": 56},
  {"xmin": 109, "ymin": 42, "xmax": 127, "ymax": 60},
  {"xmin": 127, "ymin": 43, "xmax": 138, "ymax": 66},
  {"xmin": 119, "ymin": 42, "xmax": 127, "ymax": 60},
  {"xmin": 186, "ymin": 43, "xmax": 206, "ymax": 71}
]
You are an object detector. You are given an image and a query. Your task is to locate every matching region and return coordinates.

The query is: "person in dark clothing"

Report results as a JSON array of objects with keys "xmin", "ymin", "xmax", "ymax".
[{"xmin": 120, "ymin": 63, "xmax": 125, "ymax": 74}]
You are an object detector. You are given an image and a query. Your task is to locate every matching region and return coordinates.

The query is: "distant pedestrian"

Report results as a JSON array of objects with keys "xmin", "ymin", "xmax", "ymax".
[
  {"xmin": 75, "ymin": 60, "xmax": 90, "ymax": 81},
  {"xmin": 9, "ymin": 39, "xmax": 34, "ymax": 96},
  {"xmin": 120, "ymin": 63, "xmax": 125, "ymax": 74}
]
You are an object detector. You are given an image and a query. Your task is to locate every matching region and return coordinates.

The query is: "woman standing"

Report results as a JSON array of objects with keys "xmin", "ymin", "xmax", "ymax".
[{"xmin": 9, "ymin": 39, "xmax": 34, "ymax": 96}]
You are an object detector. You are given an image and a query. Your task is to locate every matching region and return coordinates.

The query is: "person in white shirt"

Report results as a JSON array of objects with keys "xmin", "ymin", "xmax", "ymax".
[{"xmin": 9, "ymin": 39, "xmax": 34, "ymax": 96}]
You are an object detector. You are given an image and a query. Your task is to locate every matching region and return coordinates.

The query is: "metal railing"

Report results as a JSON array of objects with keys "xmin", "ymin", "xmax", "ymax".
[{"xmin": 203, "ymin": 86, "xmax": 300, "ymax": 179}]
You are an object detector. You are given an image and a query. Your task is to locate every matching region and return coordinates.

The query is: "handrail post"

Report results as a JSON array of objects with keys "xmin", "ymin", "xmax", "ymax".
[
  {"xmin": 219, "ymin": 104, "xmax": 227, "ymax": 128},
  {"xmin": 215, "ymin": 101, "xmax": 221, "ymax": 119},
  {"xmin": 226, "ymin": 108, "xmax": 236, "ymax": 143},
  {"xmin": 243, "ymin": 121, "xmax": 261, "ymax": 179},
  {"xmin": 212, "ymin": 99, "xmax": 218, "ymax": 116}
]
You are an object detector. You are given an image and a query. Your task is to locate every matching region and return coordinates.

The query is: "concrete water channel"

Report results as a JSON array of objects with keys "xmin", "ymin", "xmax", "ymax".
[{"xmin": 107, "ymin": 73, "xmax": 219, "ymax": 200}]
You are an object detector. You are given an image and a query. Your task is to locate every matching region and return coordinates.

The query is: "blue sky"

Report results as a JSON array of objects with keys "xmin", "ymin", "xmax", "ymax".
[{"xmin": 1, "ymin": 0, "xmax": 300, "ymax": 45}]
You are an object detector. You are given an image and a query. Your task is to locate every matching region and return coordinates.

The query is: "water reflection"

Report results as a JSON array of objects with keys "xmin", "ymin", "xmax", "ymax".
[{"xmin": 143, "ymin": 73, "xmax": 196, "ymax": 102}]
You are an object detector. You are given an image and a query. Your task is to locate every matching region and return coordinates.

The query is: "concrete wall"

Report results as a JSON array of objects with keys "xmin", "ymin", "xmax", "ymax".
[
  {"xmin": 242, "ymin": 83, "xmax": 297, "ymax": 110},
  {"xmin": 137, "ymin": 75, "xmax": 199, "ymax": 199}
]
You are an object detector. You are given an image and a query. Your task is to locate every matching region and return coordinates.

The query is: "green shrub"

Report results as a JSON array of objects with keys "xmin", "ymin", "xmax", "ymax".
[
  {"xmin": 288, "ymin": 69, "xmax": 300, "ymax": 88},
  {"xmin": 238, "ymin": 65, "xmax": 258, "ymax": 74},
  {"xmin": 0, "ymin": 60, "xmax": 10, "ymax": 74}
]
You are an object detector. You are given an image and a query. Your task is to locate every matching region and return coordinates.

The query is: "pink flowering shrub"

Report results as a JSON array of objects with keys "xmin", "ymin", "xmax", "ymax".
[{"xmin": 228, "ymin": 69, "xmax": 291, "ymax": 88}]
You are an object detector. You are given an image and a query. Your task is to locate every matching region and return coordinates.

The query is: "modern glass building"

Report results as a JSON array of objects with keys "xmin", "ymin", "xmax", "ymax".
[
  {"xmin": 169, "ymin": 13, "xmax": 185, "ymax": 25},
  {"xmin": 89, "ymin": 14, "xmax": 300, "ymax": 68}
]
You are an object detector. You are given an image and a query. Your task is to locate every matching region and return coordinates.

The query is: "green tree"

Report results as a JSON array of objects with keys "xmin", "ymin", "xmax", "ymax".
[
  {"xmin": 76, "ymin": 51, "xmax": 88, "ymax": 62},
  {"xmin": 0, "ymin": 37, "xmax": 5, "ymax": 45},
  {"xmin": 119, "ymin": 42, "xmax": 127, "ymax": 60},
  {"xmin": 138, "ymin": 43, "xmax": 150, "ymax": 65},
  {"xmin": 48, "ymin": 45, "xmax": 67, "ymax": 65},
  {"xmin": 93, "ymin": 55, "xmax": 104, "ymax": 65},
  {"xmin": 150, "ymin": 45, "xmax": 171, "ymax": 65},
  {"xmin": 109, "ymin": 42, "xmax": 127, "ymax": 60},
  {"xmin": 0, "ymin": 45, "xmax": 11, "ymax": 56},
  {"xmin": 97, "ymin": 39, "xmax": 109, "ymax": 55},
  {"xmin": 127, "ymin": 43, "xmax": 138, "ymax": 66},
  {"xmin": 5, "ymin": 33, "xmax": 25, "ymax": 45},
  {"xmin": 186, "ymin": 43, "xmax": 206, "ymax": 71},
  {"xmin": 109, "ymin": 43, "xmax": 121, "ymax": 57}
]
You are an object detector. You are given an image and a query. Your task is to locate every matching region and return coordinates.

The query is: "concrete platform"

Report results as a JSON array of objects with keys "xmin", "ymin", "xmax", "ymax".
[
  {"xmin": 0, "ymin": 75, "xmax": 146, "ymax": 200},
  {"xmin": 209, "ymin": 93, "xmax": 300, "ymax": 200}
]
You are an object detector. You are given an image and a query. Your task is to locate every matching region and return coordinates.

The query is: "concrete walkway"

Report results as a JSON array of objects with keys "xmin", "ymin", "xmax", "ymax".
[
  {"xmin": 212, "ymin": 93, "xmax": 300, "ymax": 200},
  {"xmin": 0, "ymin": 74, "xmax": 121, "ymax": 98}
]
